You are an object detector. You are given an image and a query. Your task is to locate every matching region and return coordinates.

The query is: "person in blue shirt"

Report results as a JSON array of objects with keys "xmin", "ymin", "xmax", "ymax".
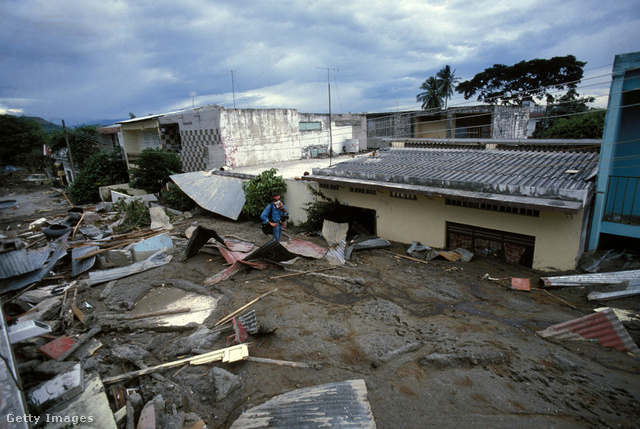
[{"xmin": 260, "ymin": 193, "xmax": 289, "ymax": 241}]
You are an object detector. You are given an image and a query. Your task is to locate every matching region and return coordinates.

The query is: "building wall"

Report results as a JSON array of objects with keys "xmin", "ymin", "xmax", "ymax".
[
  {"xmin": 220, "ymin": 109, "xmax": 301, "ymax": 168},
  {"xmin": 415, "ymin": 116, "xmax": 447, "ymax": 139},
  {"xmin": 159, "ymin": 107, "xmax": 223, "ymax": 172},
  {"xmin": 282, "ymin": 178, "xmax": 317, "ymax": 226},
  {"xmin": 316, "ymin": 186, "xmax": 585, "ymax": 271},
  {"xmin": 120, "ymin": 119, "xmax": 161, "ymax": 167},
  {"xmin": 492, "ymin": 106, "xmax": 530, "ymax": 139}
]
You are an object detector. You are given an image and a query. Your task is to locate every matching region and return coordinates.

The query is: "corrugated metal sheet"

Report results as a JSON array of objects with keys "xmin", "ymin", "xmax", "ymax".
[
  {"xmin": 180, "ymin": 226, "xmax": 227, "ymax": 262},
  {"xmin": 426, "ymin": 248, "xmax": 474, "ymax": 262},
  {"xmin": 0, "ymin": 234, "xmax": 70, "ymax": 293},
  {"xmin": 310, "ymin": 148, "xmax": 598, "ymax": 205},
  {"xmin": 230, "ymin": 379, "xmax": 376, "ymax": 429},
  {"xmin": 89, "ymin": 251, "xmax": 172, "ymax": 285},
  {"xmin": 321, "ymin": 220, "xmax": 348, "ymax": 247},
  {"xmin": 344, "ymin": 238, "xmax": 391, "ymax": 260},
  {"xmin": 170, "ymin": 172, "xmax": 246, "ymax": 220},
  {"xmin": 536, "ymin": 308, "xmax": 640, "ymax": 355},
  {"xmin": 0, "ymin": 249, "xmax": 39, "ymax": 279},
  {"xmin": 245, "ymin": 239, "xmax": 297, "ymax": 263},
  {"xmin": 281, "ymin": 237, "xmax": 328, "ymax": 259},
  {"xmin": 324, "ymin": 240, "xmax": 346, "ymax": 265},
  {"xmin": 71, "ymin": 245, "xmax": 99, "ymax": 277},
  {"xmin": 542, "ymin": 269, "xmax": 640, "ymax": 287}
]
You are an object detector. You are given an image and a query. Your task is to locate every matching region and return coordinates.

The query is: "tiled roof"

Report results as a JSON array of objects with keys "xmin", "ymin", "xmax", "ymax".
[{"xmin": 311, "ymin": 148, "xmax": 598, "ymax": 203}]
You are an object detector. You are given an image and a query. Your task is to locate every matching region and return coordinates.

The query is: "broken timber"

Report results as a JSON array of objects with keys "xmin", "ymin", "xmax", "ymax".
[{"xmin": 102, "ymin": 344, "xmax": 249, "ymax": 384}]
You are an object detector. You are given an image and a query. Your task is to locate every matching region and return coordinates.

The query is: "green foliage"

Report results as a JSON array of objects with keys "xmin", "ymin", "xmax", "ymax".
[
  {"xmin": 536, "ymin": 110, "xmax": 605, "ymax": 139},
  {"xmin": 129, "ymin": 148, "xmax": 183, "ymax": 194},
  {"xmin": 456, "ymin": 55, "xmax": 586, "ymax": 105},
  {"xmin": 417, "ymin": 65, "xmax": 458, "ymax": 110},
  {"xmin": 159, "ymin": 182, "xmax": 196, "ymax": 211},
  {"xmin": 0, "ymin": 114, "xmax": 48, "ymax": 167},
  {"xmin": 49, "ymin": 125, "xmax": 101, "ymax": 170},
  {"xmin": 532, "ymin": 89, "xmax": 597, "ymax": 138},
  {"xmin": 67, "ymin": 147, "xmax": 129, "ymax": 204},
  {"xmin": 299, "ymin": 184, "xmax": 352, "ymax": 231},
  {"xmin": 113, "ymin": 199, "xmax": 151, "ymax": 233},
  {"xmin": 241, "ymin": 168, "xmax": 287, "ymax": 217}
]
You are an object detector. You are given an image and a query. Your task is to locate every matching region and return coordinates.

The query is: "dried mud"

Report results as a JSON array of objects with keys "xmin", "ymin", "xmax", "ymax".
[{"xmin": 2, "ymin": 185, "xmax": 640, "ymax": 429}]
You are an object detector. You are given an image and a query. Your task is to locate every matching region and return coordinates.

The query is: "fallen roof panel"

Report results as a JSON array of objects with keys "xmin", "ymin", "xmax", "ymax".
[
  {"xmin": 536, "ymin": 308, "xmax": 640, "ymax": 355},
  {"xmin": 542, "ymin": 270, "xmax": 640, "ymax": 287},
  {"xmin": 230, "ymin": 379, "xmax": 376, "ymax": 428},
  {"xmin": 170, "ymin": 171, "xmax": 246, "ymax": 220}
]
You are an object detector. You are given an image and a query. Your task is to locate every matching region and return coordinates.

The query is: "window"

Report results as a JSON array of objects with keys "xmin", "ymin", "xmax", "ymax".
[
  {"xmin": 350, "ymin": 187, "xmax": 376, "ymax": 195},
  {"xmin": 299, "ymin": 122, "xmax": 322, "ymax": 131},
  {"xmin": 320, "ymin": 183, "xmax": 339, "ymax": 190},
  {"xmin": 390, "ymin": 191, "xmax": 417, "ymax": 200},
  {"xmin": 445, "ymin": 199, "xmax": 539, "ymax": 217}
]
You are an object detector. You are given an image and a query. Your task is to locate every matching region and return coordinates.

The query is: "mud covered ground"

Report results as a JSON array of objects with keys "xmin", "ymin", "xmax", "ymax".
[{"xmin": 2, "ymin": 184, "xmax": 640, "ymax": 429}]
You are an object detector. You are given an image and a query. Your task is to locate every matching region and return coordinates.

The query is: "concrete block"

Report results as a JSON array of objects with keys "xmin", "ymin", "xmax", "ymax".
[
  {"xmin": 28, "ymin": 363, "xmax": 84, "ymax": 410},
  {"xmin": 132, "ymin": 232, "xmax": 174, "ymax": 262},
  {"xmin": 45, "ymin": 375, "xmax": 117, "ymax": 429},
  {"xmin": 104, "ymin": 248, "xmax": 134, "ymax": 267}
]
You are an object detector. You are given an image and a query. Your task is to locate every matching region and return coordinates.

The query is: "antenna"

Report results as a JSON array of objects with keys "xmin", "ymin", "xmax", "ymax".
[
  {"xmin": 230, "ymin": 70, "xmax": 237, "ymax": 108},
  {"xmin": 189, "ymin": 91, "xmax": 197, "ymax": 108},
  {"xmin": 316, "ymin": 67, "xmax": 339, "ymax": 166}
]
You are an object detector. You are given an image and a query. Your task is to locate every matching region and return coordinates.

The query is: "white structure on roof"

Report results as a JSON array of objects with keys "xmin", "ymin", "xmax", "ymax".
[{"xmin": 117, "ymin": 105, "xmax": 366, "ymax": 173}]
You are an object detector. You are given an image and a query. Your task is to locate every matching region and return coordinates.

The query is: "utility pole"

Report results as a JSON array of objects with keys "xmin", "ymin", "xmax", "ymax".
[
  {"xmin": 61, "ymin": 120, "xmax": 76, "ymax": 183},
  {"xmin": 231, "ymin": 70, "xmax": 236, "ymax": 108},
  {"xmin": 317, "ymin": 67, "xmax": 338, "ymax": 166}
]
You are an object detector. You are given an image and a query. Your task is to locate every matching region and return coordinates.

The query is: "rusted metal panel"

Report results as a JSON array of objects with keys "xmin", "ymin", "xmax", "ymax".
[
  {"xmin": 170, "ymin": 172, "xmax": 246, "ymax": 220},
  {"xmin": 281, "ymin": 237, "xmax": 328, "ymax": 259},
  {"xmin": 230, "ymin": 379, "xmax": 376, "ymax": 428},
  {"xmin": 321, "ymin": 220, "xmax": 348, "ymax": 246},
  {"xmin": 426, "ymin": 248, "xmax": 474, "ymax": 262},
  {"xmin": 536, "ymin": 308, "xmax": 640, "ymax": 355},
  {"xmin": 71, "ymin": 245, "xmax": 99, "ymax": 277},
  {"xmin": 542, "ymin": 270, "xmax": 640, "ymax": 287},
  {"xmin": 0, "ymin": 233, "xmax": 70, "ymax": 293}
]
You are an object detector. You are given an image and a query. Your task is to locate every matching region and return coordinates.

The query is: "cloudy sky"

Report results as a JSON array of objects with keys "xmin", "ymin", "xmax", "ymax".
[{"xmin": 1, "ymin": 0, "xmax": 639, "ymax": 125}]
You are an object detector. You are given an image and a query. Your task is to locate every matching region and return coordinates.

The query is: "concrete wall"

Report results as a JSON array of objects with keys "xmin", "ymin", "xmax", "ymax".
[
  {"xmin": 281, "ymin": 178, "xmax": 318, "ymax": 226},
  {"xmin": 315, "ymin": 186, "xmax": 585, "ymax": 271},
  {"xmin": 492, "ymin": 106, "xmax": 530, "ymax": 139},
  {"xmin": 220, "ymin": 109, "xmax": 301, "ymax": 168}
]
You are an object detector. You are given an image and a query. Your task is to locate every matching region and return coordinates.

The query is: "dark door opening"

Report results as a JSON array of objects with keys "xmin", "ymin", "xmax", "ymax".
[
  {"xmin": 323, "ymin": 204, "xmax": 377, "ymax": 238},
  {"xmin": 446, "ymin": 222, "xmax": 535, "ymax": 268}
]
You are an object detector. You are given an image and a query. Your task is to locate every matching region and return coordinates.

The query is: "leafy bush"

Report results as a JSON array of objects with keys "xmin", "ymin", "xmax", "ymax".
[
  {"xmin": 241, "ymin": 168, "xmax": 287, "ymax": 217},
  {"xmin": 299, "ymin": 184, "xmax": 351, "ymax": 231},
  {"xmin": 159, "ymin": 182, "xmax": 196, "ymax": 212},
  {"xmin": 68, "ymin": 148, "xmax": 129, "ymax": 204},
  {"xmin": 113, "ymin": 199, "xmax": 151, "ymax": 233},
  {"xmin": 129, "ymin": 148, "xmax": 183, "ymax": 194}
]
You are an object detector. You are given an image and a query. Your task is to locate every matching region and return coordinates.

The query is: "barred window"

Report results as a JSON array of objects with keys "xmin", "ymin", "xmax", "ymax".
[
  {"xmin": 349, "ymin": 187, "xmax": 376, "ymax": 195},
  {"xmin": 319, "ymin": 183, "xmax": 339, "ymax": 190},
  {"xmin": 445, "ymin": 199, "xmax": 540, "ymax": 217},
  {"xmin": 390, "ymin": 191, "xmax": 417, "ymax": 200}
]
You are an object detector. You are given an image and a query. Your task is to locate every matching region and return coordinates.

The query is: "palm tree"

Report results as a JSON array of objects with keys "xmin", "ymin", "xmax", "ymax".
[
  {"xmin": 416, "ymin": 76, "xmax": 443, "ymax": 110},
  {"xmin": 436, "ymin": 65, "xmax": 459, "ymax": 109}
]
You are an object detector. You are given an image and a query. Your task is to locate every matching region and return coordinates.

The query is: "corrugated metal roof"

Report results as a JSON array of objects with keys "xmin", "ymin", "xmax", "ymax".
[
  {"xmin": 321, "ymin": 220, "xmax": 349, "ymax": 246},
  {"xmin": 0, "ymin": 249, "xmax": 38, "ymax": 279},
  {"xmin": 230, "ymin": 379, "xmax": 376, "ymax": 428},
  {"xmin": 171, "ymin": 172, "xmax": 246, "ymax": 220},
  {"xmin": 310, "ymin": 148, "xmax": 598, "ymax": 205},
  {"xmin": 281, "ymin": 237, "xmax": 328, "ymax": 259},
  {"xmin": 536, "ymin": 308, "xmax": 640, "ymax": 355},
  {"xmin": 71, "ymin": 245, "xmax": 99, "ymax": 277},
  {"xmin": 542, "ymin": 269, "xmax": 640, "ymax": 287}
]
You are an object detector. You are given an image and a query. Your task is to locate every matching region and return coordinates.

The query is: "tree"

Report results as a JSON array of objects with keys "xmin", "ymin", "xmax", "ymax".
[
  {"xmin": 536, "ymin": 110, "xmax": 605, "ymax": 139},
  {"xmin": 241, "ymin": 168, "xmax": 287, "ymax": 217},
  {"xmin": 416, "ymin": 76, "xmax": 444, "ymax": 110},
  {"xmin": 49, "ymin": 125, "xmax": 101, "ymax": 170},
  {"xmin": 436, "ymin": 65, "xmax": 459, "ymax": 109},
  {"xmin": 532, "ymin": 88, "xmax": 596, "ymax": 138},
  {"xmin": 129, "ymin": 148, "xmax": 183, "ymax": 194},
  {"xmin": 456, "ymin": 55, "xmax": 586, "ymax": 106},
  {"xmin": 67, "ymin": 147, "xmax": 129, "ymax": 204},
  {"xmin": 0, "ymin": 114, "xmax": 48, "ymax": 167}
]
